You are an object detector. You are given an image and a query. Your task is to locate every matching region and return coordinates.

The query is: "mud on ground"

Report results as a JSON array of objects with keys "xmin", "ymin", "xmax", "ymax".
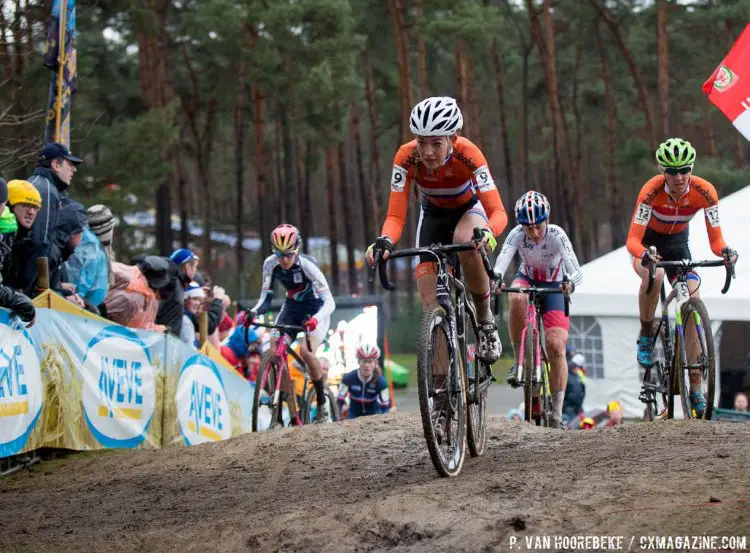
[{"xmin": 2, "ymin": 415, "xmax": 749, "ymax": 553}]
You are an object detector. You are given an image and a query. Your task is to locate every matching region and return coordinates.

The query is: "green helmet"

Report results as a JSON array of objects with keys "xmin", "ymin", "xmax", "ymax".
[{"xmin": 655, "ymin": 138, "xmax": 696, "ymax": 168}]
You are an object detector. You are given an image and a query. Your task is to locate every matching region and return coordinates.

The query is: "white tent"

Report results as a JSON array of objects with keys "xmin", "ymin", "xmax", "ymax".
[{"xmin": 571, "ymin": 185, "xmax": 750, "ymax": 418}]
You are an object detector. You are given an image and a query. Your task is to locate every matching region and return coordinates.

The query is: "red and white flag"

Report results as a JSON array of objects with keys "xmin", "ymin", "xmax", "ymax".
[{"xmin": 702, "ymin": 23, "xmax": 750, "ymax": 141}]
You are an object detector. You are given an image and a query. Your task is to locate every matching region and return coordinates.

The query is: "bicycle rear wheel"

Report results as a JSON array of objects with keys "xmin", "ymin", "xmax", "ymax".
[
  {"xmin": 464, "ymin": 314, "xmax": 487, "ymax": 458},
  {"xmin": 417, "ymin": 304, "xmax": 466, "ymax": 478},
  {"xmin": 675, "ymin": 298, "xmax": 715, "ymax": 420},
  {"xmin": 252, "ymin": 353, "xmax": 284, "ymax": 432},
  {"xmin": 302, "ymin": 384, "xmax": 340, "ymax": 424},
  {"xmin": 522, "ymin": 321, "xmax": 534, "ymax": 423}
]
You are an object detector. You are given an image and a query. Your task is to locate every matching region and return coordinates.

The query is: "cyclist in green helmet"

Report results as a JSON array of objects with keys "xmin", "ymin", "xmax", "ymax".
[{"xmin": 625, "ymin": 137, "xmax": 738, "ymax": 417}]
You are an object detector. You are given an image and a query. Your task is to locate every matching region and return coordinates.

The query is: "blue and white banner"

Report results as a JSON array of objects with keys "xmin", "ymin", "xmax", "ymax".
[{"xmin": 0, "ymin": 305, "xmax": 256, "ymax": 459}]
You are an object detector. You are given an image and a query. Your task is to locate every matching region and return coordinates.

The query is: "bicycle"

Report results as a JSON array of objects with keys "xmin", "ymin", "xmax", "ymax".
[
  {"xmin": 498, "ymin": 279, "xmax": 570, "ymax": 426},
  {"xmin": 247, "ymin": 321, "xmax": 340, "ymax": 431},
  {"xmin": 373, "ymin": 228, "xmax": 497, "ymax": 477},
  {"xmin": 638, "ymin": 247, "xmax": 734, "ymax": 421}
]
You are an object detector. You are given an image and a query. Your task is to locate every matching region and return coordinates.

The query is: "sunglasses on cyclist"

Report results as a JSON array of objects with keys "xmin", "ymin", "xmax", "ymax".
[
  {"xmin": 663, "ymin": 165, "xmax": 692, "ymax": 176},
  {"xmin": 274, "ymin": 251, "xmax": 297, "ymax": 259}
]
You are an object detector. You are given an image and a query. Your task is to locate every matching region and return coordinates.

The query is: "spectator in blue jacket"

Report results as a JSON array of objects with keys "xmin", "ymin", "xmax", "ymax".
[
  {"xmin": 64, "ymin": 207, "xmax": 110, "ymax": 307},
  {"xmin": 337, "ymin": 342, "xmax": 391, "ymax": 419}
]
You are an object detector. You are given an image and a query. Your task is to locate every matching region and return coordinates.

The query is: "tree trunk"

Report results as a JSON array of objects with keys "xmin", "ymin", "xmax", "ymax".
[
  {"xmin": 274, "ymin": 109, "xmax": 284, "ymax": 223},
  {"xmin": 519, "ymin": 43, "xmax": 532, "ymax": 193},
  {"xmin": 234, "ymin": 60, "xmax": 247, "ymax": 295},
  {"xmin": 295, "ymin": 138, "xmax": 309, "ymax": 243},
  {"xmin": 304, "ymin": 145, "xmax": 314, "ymax": 238},
  {"xmin": 176, "ymin": 148, "xmax": 190, "ymax": 247},
  {"xmin": 388, "ymin": 0, "xmax": 413, "ymax": 144},
  {"xmin": 415, "ymin": 0, "xmax": 428, "ymax": 97},
  {"xmin": 325, "ymin": 146, "xmax": 340, "ymax": 295},
  {"xmin": 492, "ymin": 38, "xmax": 514, "ymax": 201},
  {"xmin": 595, "ymin": 19, "xmax": 624, "ymax": 250},
  {"xmin": 703, "ymin": 106, "xmax": 716, "ymax": 158},
  {"xmin": 363, "ymin": 46, "xmax": 383, "ymax": 218},
  {"xmin": 589, "ymin": 0, "xmax": 656, "ymax": 148},
  {"xmin": 467, "ymin": 51, "xmax": 481, "ymax": 147},
  {"xmin": 657, "ymin": 0, "xmax": 669, "ymax": 138},
  {"xmin": 338, "ymin": 143, "xmax": 357, "ymax": 295},
  {"xmin": 528, "ymin": 0, "xmax": 587, "ymax": 258},
  {"xmin": 251, "ymin": 83, "xmax": 270, "ymax": 255},
  {"xmin": 352, "ymin": 102, "xmax": 376, "ymax": 294},
  {"xmin": 279, "ymin": 98, "xmax": 295, "ymax": 226},
  {"xmin": 134, "ymin": 0, "xmax": 175, "ymax": 256},
  {"xmin": 454, "ymin": 40, "xmax": 469, "ymax": 136}
]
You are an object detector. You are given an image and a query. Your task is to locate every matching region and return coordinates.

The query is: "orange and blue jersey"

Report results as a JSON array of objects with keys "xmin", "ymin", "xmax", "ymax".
[
  {"xmin": 381, "ymin": 137, "xmax": 507, "ymax": 243},
  {"xmin": 626, "ymin": 175, "xmax": 727, "ymax": 259}
]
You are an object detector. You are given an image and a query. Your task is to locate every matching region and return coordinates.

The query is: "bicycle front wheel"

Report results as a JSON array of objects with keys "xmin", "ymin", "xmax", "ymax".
[
  {"xmin": 674, "ymin": 298, "xmax": 715, "ymax": 421},
  {"xmin": 464, "ymin": 313, "xmax": 487, "ymax": 458},
  {"xmin": 417, "ymin": 304, "xmax": 466, "ymax": 478},
  {"xmin": 252, "ymin": 353, "xmax": 284, "ymax": 432},
  {"xmin": 523, "ymin": 321, "xmax": 535, "ymax": 423},
  {"xmin": 645, "ymin": 325, "xmax": 670, "ymax": 422}
]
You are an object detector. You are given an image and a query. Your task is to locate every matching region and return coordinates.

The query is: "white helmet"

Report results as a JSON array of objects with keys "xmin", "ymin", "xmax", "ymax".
[
  {"xmin": 356, "ymin": 342, "xmax": 381, "ymax": 360},
  {"xmin": 409, "ymin": 97, "xmax": 463, "ymax": 136}
]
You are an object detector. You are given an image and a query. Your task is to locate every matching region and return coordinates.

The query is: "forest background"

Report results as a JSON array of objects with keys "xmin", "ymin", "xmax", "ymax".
[{"xmin": 2, "ymin": 0, "xmax": 750, "ymax": 348}]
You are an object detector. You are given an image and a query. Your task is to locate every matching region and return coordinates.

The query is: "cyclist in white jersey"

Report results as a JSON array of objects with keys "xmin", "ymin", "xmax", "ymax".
[{"xmin": 493, "ymin": 191, "xmax": 582, "ymax": 428}]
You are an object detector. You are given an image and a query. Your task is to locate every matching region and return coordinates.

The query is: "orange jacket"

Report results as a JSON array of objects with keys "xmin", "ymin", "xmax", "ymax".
[
  {"xmin": 625, "ymin": 175, "xmax": 727, "ymax": 258},
  {"xmin": 381, "ymin": 137, "xmax": 507, "ymax": 243}
]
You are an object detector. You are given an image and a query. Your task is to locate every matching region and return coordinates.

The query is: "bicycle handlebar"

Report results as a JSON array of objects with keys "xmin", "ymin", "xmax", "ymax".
[
  {"xmin": 374, "ymin": 228, "xmax": 500, "ymax": 291},
  {"xmin": 644, "ymin": 244, "xmax": 735, "ymax": 295},
  {"xmin": 245, "ymin": 320, "xmax": 312, "ymax": 352},
  {"xmin": 499, "ymin": 275, "xmax": 571, "ymax": 317}
]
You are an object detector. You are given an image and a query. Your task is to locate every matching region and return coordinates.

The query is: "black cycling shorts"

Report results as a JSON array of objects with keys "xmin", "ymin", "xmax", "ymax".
[
  {"xmin": 415, "ymin": 197, "xmax": 487, "ymax": 264},
  {"xmin": 642, "ymin": 228, "xmax": 693, "ymax": 282}
]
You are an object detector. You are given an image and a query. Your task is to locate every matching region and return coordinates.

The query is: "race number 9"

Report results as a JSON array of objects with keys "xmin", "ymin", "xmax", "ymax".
[
  {"xmin": 391, "ymin": 166, "xmax": 407, "ymax": 192},
  {"xmin": 473, "ymin": 165, "xmax": 496, "ymax": 192}
]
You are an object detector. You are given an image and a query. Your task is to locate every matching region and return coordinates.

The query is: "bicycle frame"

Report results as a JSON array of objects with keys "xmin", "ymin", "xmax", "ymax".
[
  {"xmin": 640, "ymin": 253, "xmax": 734, "ymax": 418},
  {"xmin": 250, "ymin": 322, "xmax": 312, "ymax": 427}
]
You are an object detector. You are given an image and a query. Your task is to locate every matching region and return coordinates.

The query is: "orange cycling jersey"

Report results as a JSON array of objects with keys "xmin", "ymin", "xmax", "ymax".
[
  {"xmin": 381, "ymin": 137, "xmax": 507, "ymax": 243},
  {"xmin": 625, "ymin": 175, "xmax": 727, "ymax": 258}
]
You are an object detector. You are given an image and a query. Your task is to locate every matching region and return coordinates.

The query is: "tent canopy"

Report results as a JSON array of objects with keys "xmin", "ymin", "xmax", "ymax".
[{"xmin": 574, "ymin": 185, "xmax": 750, "ymax": 321}]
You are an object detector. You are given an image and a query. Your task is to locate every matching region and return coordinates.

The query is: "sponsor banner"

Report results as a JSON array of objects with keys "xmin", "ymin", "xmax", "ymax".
[
  {"xmin": 0, "ymin": 311, "xmax": 43, "ymax": 457},
  {"xmin": 0, "ymin": 305, "xmax": 255, "ymax": 459}
]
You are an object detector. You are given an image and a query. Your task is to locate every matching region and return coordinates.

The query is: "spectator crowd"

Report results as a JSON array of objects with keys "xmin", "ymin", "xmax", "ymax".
[{"xmin": 0, "ymin": 142, "xmax": 256, "ymax": 378}]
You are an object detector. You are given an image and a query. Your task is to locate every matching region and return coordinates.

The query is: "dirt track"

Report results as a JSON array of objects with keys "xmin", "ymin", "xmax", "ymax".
[{"xmin": 2, "ymin": 414, "xmax": 749, "ymax": 553}]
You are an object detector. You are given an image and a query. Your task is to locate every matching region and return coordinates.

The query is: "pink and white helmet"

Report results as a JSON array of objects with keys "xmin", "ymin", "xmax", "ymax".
[{"xmin": 356, "ymin": 342, "xmax": 381, "ymax": 360}]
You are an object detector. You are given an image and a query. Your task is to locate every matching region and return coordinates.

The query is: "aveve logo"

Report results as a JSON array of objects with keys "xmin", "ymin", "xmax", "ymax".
[
  {"xmin": 177, "ymin": 355, "xmax": 231, "ymax": 445},
  {"xmin": 0, "ymin": 314, "xmax": 42, "ymax": 457},
  {"xmin": 82, "ymin": 326, "xmax": 156, "ymax": 448}
]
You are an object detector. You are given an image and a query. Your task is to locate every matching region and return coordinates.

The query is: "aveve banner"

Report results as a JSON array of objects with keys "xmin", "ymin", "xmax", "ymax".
[{"xmin": 702, "ymin": 23, "xmax": 750, "ymax": 141}]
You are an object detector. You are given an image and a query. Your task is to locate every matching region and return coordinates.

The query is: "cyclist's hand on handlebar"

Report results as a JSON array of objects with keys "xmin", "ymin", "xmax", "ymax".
[
  {"xmin": 560, "ymin": 281, "xmax": 575, "ymax": 295},
  {"xmin": 242, "ymin": 309, "xmax": 257, "ymax": 327},
  {"xmin": 366, "ymin": 236, "xmax": 393, "ymax": 267},
  {"xmin": 640, "ymin": 247, "xmax": 661, "ymax": 266},
  {"xmin": 303, "ymin": 317, "xmax": 318, "ymax": 332},
  {"xmin": 722, "ymin": 246, "xmax": 738, "ymax": 266},
  {"xmin": 473, "ymin": 227, "xmax": 497, "ymax": 253},
  {"xmin": 491, "ymin": 280, "xmax": 504, "ymax": 295}
]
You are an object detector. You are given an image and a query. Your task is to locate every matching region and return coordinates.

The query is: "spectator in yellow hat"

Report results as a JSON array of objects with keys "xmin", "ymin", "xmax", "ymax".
[
  {"xmin": 7, "ymin": 180, "xmax": 42, "ymax": 230},
  {"xmin": 1, "ymin": 180, "xmax": 42, "ymax": 291}
]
